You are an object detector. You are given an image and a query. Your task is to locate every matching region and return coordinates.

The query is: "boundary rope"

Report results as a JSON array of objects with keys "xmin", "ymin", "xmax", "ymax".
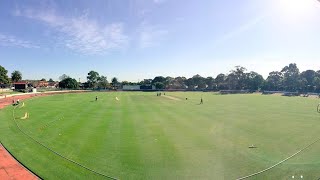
[
  {"xmin": 10, "ymin": 98, "xmax": 320, "ymax": 179},
  {"xmin": 237, "ymin": 137, "xmax": 320, "ymax": 179},
  {"xmin": 12, "ymin": 105, "xmax": 119, "ymax": 180}
]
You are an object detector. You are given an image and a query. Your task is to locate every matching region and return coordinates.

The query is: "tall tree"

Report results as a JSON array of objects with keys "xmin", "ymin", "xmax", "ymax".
[
  {"xmin": 154, "ymin": 82, "xmax": 165, "ymax": 89},
  {"xmin": 170, "ymin": 77, "xmax": 187, "ymax": 89},
  {"xmin": 245, "ymin": 71, "xmax": 264, "ymax": 91},
  {"xmin": 226, "ymin": 73, "xmax": 238, "ymax": 90},
  {"xmin": 140, "ymin": 79, "xmax": 152, "ymax": 85},
  {"xmin": 205, "ymin": 76, "xmax": 215, "ymax": 90},
  {"xmin": 122, "ymin": 81, "xmax": 130, "ymax": 85},
  {"xmin": 313, "ymin": 70, "xmax": 320, "ymax": 93},
  {"xmin": 313, "ymin": 76, "xmax": 320, "ymax": 93},
  {"xmin": 227, "ymin": 66, "xmax": 247, "ymax": 90},
  {"xmin": 59, "ymin": 74, "xmax": 70, "ymax": 81},
  {"xmin": 111, "ymin": 77, "xmax": 119, "ymax": 89},
  {"xmin": 192, "ymin": 74, "xmax": 206, "ymax": 89},
  {"xmin": 87, "ymin": 71, "xmax": 100, "ymax": 88},
  {"xmin": 281, "ymin": 63, "xmax": 300, "ymax": 91},
  {"xmin": 48, "ymin": 78, "xmax": 54, "ymax": 83},
  {"xmin": 0, "ymin": 65, "xmax": 9, "ymax": 84},
  {"xmin": 152, "ymin": 76, "xmax": 166, "ymax": 85},
  {"xmin": 165, "ymin": 76, "xmax": 174, "ymax": 89},
  {"xmin": 98, "ymin": 76, "xmax": 109, "ymax": 89},
  {"xmin": 11, "ymin": 70, "xmax": 22, "ymax": 83},
  {"xmin": 300, "ymin": 70, "xmax": 316, "ymax": 92},
  {"xmin": 59, "ymin": 77, "xmax": 79, "ymax": 89},
  {"xmin": 185, "ymin": 78, "xmax": 195, "ymax": 90},
  {"xmin": 264, "ymin": 71, "xmax": 283, "ymax": 91},
  {"xmin": 40, "ymin": 78, "xmax": 46, "ymax": 81},
  {"xmin": 215, "ymin": 74, "xmax": 227, "ymax": 90}
]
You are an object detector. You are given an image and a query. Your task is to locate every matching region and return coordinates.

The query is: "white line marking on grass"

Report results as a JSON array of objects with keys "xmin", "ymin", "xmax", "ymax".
[{"xmin": 237, "ymin": 138, "xmax": 320, "ymax": 180}]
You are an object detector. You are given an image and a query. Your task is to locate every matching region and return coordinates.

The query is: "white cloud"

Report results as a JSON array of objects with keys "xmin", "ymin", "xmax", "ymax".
[
  {"xmin": 15, "ymin": 9, "xmax": 128, "ymax": 55},
  {"xmin": 138, "ymin": 22, "xmax": 169, "ymax": 48},
  {"xmin": 0, "ymin": 33, "xmax": 39, "ymax": 48}
]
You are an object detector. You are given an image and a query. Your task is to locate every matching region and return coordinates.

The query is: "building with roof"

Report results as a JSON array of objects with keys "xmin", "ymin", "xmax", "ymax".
[{"xmin": 13, "ymin": 82, "xmax": 28, "ymax": 90}]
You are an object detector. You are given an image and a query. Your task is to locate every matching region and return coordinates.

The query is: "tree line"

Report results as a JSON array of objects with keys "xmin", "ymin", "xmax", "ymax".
[
  {"xmin": 1, "ymin": 63, "xmax": 320, "ymax": 93},
  {"xmin": 58, "ymin": 71, "xmax": 119, "ymax": 89},
  {"xmin": 131, "ymin": 63, "xmax": 320, "ymax": 93}
]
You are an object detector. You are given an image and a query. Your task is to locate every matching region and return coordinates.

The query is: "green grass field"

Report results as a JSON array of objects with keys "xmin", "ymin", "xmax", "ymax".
[{"xmin": 1, "ymin": 92, "xmax": 320, "ymax": 179}]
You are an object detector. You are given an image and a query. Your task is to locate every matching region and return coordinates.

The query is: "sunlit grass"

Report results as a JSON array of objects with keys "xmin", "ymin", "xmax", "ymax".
[{"xmin": 0, "ymin": 92, "xmax": 319, "ymax": 179}]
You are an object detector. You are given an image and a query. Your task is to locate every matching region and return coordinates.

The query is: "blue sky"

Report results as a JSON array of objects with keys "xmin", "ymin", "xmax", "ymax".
[{"xmin": 1, "ymin": 0, "xmax": 320, "ymax": 82}]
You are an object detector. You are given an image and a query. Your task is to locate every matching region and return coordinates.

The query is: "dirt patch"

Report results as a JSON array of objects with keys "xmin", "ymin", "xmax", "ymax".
[{"xmin": 162, "ymin": 95, "xmax": 181, "ymax": 101}]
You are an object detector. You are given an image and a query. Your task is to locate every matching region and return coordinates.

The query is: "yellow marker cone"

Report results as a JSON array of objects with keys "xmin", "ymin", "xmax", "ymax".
[{"xmin": 21, "ymin": 112, "xmax": 29, "ymax": 120}]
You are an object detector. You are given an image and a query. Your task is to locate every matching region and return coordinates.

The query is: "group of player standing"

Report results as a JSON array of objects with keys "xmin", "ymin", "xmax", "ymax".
[
  {"xmin": 156, "ymin": 92, "xmax": 165, "ymax": 96},
  {"xmin": 94, "ymin": 93, "xmax": 204, "ymax": 104}
]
